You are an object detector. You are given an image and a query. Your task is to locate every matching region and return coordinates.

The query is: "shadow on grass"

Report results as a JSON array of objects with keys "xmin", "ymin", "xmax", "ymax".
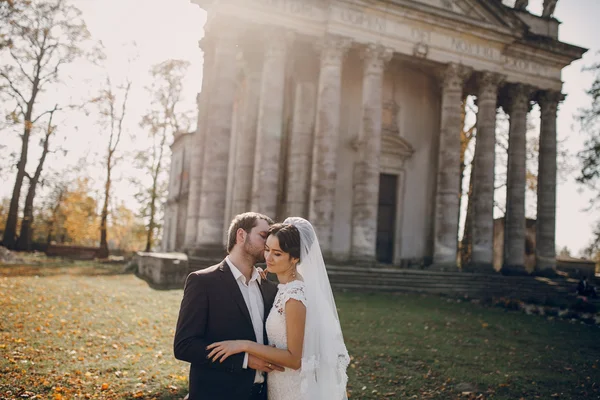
[
  {"xmin": 122, "ymin": 389, "xmax": 187, "ymax": 400},
  {"xmin": 0, "ymin": 264, "xmax": 130, "ymax": 278}
]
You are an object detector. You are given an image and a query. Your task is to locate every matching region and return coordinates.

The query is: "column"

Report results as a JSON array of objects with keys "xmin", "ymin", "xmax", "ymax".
[
  {"xmin": 251, "ymin": 31, "xmax": 290, "ymax": 218},
  {"xmin": 433, "ymin": 63, "xmax": 472, "ymax": 268},
  {"xmin": 536, "ymin": 90, "xmax": 563, "ymax": 274},
  {"xmin": 231, "ymin": 50, "xmax": 262, "ymax": 216},
  {"xmin": 502, "ymin": 83, "xmax": 533, "ymax": 274},
  {"xmin": 286, "ymin": 81, "xmax": 317, "ymax": 217},
  {"xmin": 351, "ymin": 44, "xmax": 393, "ymax": 261},
  {"xmin": 184, "ymin": 39, "xmax": 214, "ymax": 248},
  {"xmin": 195, "ymin": 27, "xmax": 240, "ymax": 250},
  {"xmin": 469, "ymin": 71, "xmax": 505, "ymax": 270},
  {"xmin": 309, "ymin": 34, "xmax": 351, "ymax": 254}
]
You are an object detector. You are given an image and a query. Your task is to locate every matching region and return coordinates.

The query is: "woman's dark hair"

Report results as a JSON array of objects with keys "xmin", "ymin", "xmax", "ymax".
[{"xmin": 268, "ymin": 223, "xmax": 301, "ymax": 260}]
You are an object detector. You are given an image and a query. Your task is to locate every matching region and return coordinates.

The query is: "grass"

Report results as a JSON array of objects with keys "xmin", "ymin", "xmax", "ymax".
[{"xmin": 0, "ymin": 263, "xmax": 599, "ymax": 399}]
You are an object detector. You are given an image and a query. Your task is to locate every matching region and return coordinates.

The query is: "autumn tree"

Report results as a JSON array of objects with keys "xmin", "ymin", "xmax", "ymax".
[
  {"xmin": 578, "ymin": 62, "xmax": 600, "ymax": 258},
  {"xmin": 109, "ymin": 203, "xmax": 146, "ymax": 252},
  {"xmin": 0, "ymin": 0, "xmax": 29, "ymax": 49},
  {"xmin": 0, "ymin": 197, "xmax": 9, "ymax": 239},
  {"xmin": 0, "ymin": 0, "xmax": 90, "ymax": 249},
  {"xmin": 93, "ymin": 75, "xmax": 132, "ymax": 258},
  {"xmin": 59, "ymin": 178, "xmax": 99, "ymax": 246},
  {"xmin": 15, "ymin": 105, "xmax": 59, "ymax": 250},
  {"xmin": 133, "ymin": 59, "xmax": 191, "ymax": 252},
  {"xmin": 40, "ymin": 177, "xmax": 67, "ymax": 245}
]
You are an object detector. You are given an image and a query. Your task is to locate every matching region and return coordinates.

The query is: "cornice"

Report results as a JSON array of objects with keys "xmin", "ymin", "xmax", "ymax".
[{"xmin": 370, "ymin": 0, "xmax": 521, "ymax": 39}]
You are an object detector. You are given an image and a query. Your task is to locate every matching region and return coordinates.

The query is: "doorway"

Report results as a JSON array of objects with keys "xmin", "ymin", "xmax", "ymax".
[{"xmin": 376, "ymin": 174, "xmax": 398, "ymax": 263}]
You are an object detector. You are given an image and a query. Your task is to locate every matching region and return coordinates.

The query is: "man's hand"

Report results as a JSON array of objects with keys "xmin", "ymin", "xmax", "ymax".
[{"xmin": 248, "ymin": 354, "xmax": 284, "ymax": 373}]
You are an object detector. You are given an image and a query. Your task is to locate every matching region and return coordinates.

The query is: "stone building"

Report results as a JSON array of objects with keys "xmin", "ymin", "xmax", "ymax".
[
  {"xmin": 162, "ymin": 132, "xmax": 193, "ymax": 252},
  {"xmin": 163, "ymin": 0, "xmax": 586, "ymax": 275}
]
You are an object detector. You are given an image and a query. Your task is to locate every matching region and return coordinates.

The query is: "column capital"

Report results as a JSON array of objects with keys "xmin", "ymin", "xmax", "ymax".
[
  {"xmin": 263, "ymin": 28, "xmax": 294, "ymax": 59},
  {"xmin": 204, "ymin": 20, "xmax": 242, "ymax": 49},
  {"xmin": 537, "ymin": 90, "xmax": 564, "ymax": 114},
  {"xmin": 361, "ymin": 43, "xmax": 393, "ymax": 75},
  {"xmin": 440, "ymin": 63, "xmax": 472, "ymax": 92},
  {"xmin": 198, "ymin": 36, "xmax": 215, "ymax": 53},
  {"xmin": 316, "ymin": 34, "xmax": 352, "ymax": 67},
  {"xmin": 476, "ymin": 71, "xmax": 506, "ymax": 98},
  {"xmin": 240, "ymin": 48, "xmax": 263, "ymax": 77},
  {"xmin": 504, "ymin": 83, "xmax": 535, "ymax": 115}
]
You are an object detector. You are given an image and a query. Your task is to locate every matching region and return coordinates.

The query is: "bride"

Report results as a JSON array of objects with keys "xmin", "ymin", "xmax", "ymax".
[{"xmin": 207, "ymin": 217, "xmax": 350, "ymax": 400}]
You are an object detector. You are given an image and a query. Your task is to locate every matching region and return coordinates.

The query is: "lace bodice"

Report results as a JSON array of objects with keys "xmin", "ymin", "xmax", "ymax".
[
  {"xmin": 266, "ymin": 280, "xmax": 307, "ymax": 349},
  {"xmin": 265, "ymin": 280, "xmax": 307, "ymax": 400}
]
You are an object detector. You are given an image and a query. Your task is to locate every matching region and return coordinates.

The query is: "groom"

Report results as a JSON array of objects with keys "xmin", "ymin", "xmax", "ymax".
[{"xmin": 174, "ymin": 212, "xmax": 282, "ymax": 400}]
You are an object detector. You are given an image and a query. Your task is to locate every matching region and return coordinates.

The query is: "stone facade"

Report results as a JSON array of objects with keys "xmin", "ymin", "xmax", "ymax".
[
  {"xmin": 163, "ymin": 0, "xmax": 586, "ymax": 273},
  {"xmin": 163, "ymin": 132, "xmax": 193, "ymax": 252}
]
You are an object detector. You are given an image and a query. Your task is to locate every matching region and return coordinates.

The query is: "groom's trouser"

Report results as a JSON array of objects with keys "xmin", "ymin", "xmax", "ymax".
[{"xmin": 250, "ymin": 382, "xmax": 267, "ymax": 400}]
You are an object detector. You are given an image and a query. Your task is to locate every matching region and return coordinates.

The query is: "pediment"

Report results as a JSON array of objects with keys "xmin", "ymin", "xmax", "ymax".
[
  {"xmin": 397, "ymin": 0, "xmax": 525, "ymax": 31},
  {"xmin": 382, "ymin": 133, "xmax": 414, "ymax": 159}
]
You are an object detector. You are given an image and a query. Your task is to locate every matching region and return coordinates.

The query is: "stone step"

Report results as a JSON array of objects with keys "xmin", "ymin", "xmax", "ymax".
[
  {"xmin": 329, "ymin": 283, "xmax": 572, "ymax": 300},
  {"xmin": 324, "ymin": 267, "xmax": 581, "ymax": 303},
  {"xmin": 327, "ymin": 265, "xmax": 577, "ymax": 282},
  {"xmin": 326, "ymin": 272, "xmax": 575, "ymax": 289},
  {"xmin": 330, "ymin": 282, "xmax": 567, "ymax": 299},
  {"xmin": 185, "ymin": 258, "xmax": 587, "ymax": 304}
]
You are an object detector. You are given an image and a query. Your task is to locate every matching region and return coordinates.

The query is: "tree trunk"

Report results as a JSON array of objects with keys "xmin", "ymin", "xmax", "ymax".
[
  {"xmin": 16, "ymin": 180, "xmax": 36, "ymax": 251},
  {"xmin": 460, "ymin": 154, "xmax": 476, "ymax": 268},
  {"xmin": 457, "ymin": 98, "xmax": 468, "ymax": 243},
  {"xmin": 46, "ymin": 218, "xmax": 55, "ymax": 245},
  {"xmin": 145, "ymin": 127, "xmax": 167, "ymax": 252},
  {"xmin": 99, "ymin": 154, "xmax": 112, "ymax": 258},
  {"xmin": 16, "ymin": 111, "xmax": 54, "ymax": 251},
  {"xmin": 46, "ymin": 187, "xmax": 64, "ymax": 245},
  {"xmin": 145, "ymin": 196, "xmax": 156, "ymax": 252},
  {"xmin": 3, "ymin": 118, "xmax": 32, "ymax": 248},
  {"xmin": 3, "ymin": 66, "xmax": 41, "ymax": 249}
]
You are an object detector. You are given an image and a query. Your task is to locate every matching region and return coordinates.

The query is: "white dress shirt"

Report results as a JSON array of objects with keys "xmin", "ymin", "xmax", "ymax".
[{"xmin": 226, "ymin": 257, "xmax": 265, "ymax": 384}]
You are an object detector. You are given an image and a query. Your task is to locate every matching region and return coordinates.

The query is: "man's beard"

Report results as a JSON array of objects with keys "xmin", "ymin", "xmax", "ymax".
[{"xmin": 244, "ymin": 236, "xmax": 265, "ymax": 264}]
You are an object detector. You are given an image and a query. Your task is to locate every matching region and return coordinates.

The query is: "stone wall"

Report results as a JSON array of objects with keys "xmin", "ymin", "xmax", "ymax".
[
  {"xmin": 134, "ymin": 252, "xmax": 191, "ymax": 290},
  {"xmin": 46, "ymin": 244, "xmax": 102, "ymax": 260},
  {"xmin": 556, "ymin": 257, "xmax": 597, "ymax": 280}
]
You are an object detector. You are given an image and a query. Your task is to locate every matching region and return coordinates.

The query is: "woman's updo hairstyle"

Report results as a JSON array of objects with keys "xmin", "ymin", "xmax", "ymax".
[{"xmin": 268, "ymin": 223, "xmax": 301, "ymax": 260}]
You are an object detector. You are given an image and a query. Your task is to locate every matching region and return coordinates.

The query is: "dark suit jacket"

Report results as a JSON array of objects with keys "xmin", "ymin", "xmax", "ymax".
[{"xmin": 174, "ymin": 260, "xmax": 278, "ymax": 400}]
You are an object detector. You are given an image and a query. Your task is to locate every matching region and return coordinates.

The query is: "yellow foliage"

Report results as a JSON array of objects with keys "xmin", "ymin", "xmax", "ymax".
[
  {"xmin": 0, "ymin": 198, "xmax": 9, "ymax": 235},
  {"xmin": 108, "ymin": 204, "xmax": 146, "ymax": 252},
  {"xmin": 60, "ymin": 178, "xmax": 99, "ymax": 246}
]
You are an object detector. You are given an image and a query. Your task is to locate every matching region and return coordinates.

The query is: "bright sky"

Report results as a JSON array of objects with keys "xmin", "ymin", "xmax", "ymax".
[{"xmin": 1, "ymin": 0, "xmax": 599, "ymax": 255}]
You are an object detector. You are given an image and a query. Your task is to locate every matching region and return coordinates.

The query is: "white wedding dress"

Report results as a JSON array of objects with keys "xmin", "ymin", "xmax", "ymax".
[
  {"xmin": 265, "ymin": 280, "xmax": 307, "ymax": 400},
  {"xmin": 264, "ymin": 217, "xmax": 350, "ymax": 400}
]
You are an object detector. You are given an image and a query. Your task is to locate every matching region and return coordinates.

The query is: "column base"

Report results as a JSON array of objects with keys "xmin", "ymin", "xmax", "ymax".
[
  {"xmin": 428, "ymin": 262, "xmax": 460, "ymax": 272},
  {"xmin": 462, "ymin": 262, "xmax": 496, "ymax": 274},
  {"xmin": 534, "ymin": 267, "xmax": 558, "ymax": 278},
  {"xmin": 186, "ymin": 244, "xmax": 227, "ymax": 260},
  {"xmin": 501, "ymin": 264, "xmax": 530, "ymax": 276},
  {"xmin": 341, "ymin": 255, "xmax": 379, "ymax": 268}
]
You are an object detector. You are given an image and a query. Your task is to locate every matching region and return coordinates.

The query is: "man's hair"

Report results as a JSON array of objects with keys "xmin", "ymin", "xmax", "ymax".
[{"xmin": 226, "ymin": 212, "xmax": 274, "ymax": 253}]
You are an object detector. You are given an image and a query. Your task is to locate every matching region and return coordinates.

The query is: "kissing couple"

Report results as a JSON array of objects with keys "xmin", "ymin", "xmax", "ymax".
[{"xmin": 174, "ymin": 212, "xmax": 350, "ymax": 400}]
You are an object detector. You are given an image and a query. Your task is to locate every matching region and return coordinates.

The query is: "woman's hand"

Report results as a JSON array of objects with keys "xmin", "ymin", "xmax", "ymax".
[
  {"xmin": 206, "ymin": 340, "xmax": 248, "ymax": 363},
  {"xmin": 256, "ymin": 267, "xmax": 267, "ymax": 280}
]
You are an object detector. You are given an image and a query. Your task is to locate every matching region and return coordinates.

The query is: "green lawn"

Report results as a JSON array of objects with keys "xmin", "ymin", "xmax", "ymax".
[{"xmin": 0, "ymin": 264, "xmax": 598, "ymax": 399}]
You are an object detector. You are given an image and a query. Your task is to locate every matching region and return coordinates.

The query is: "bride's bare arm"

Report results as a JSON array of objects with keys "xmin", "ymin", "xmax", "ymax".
[{"xmin": 207, "ymin": 299, "xmax": 306, "ymax": 370}]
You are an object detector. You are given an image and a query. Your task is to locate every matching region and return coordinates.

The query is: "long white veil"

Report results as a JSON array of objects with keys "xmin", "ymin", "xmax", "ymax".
[{"xmin": 283, "ymin": 217, "xmax": 350, "ymax": 399}]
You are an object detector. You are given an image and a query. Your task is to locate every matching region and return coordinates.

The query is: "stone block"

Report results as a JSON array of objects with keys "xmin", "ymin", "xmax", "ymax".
[{"xmin": 135, "ymin": 252, "xmax": 190, "ymax": 290}]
